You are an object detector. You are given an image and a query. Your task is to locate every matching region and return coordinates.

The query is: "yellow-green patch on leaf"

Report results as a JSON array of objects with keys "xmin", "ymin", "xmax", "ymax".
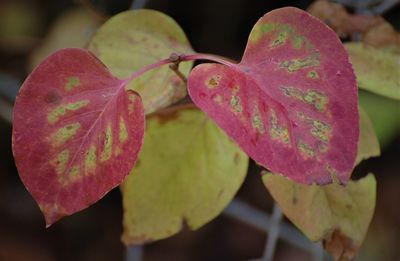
[
  {"xmin": 50, "ymin": 122, "xmax": 81, "ymax": 147},
  {"xmin": 65, "ymin": 76, "xmax": 80, "ymax": 91},
  {"xmin": 47, "ymin": 100, "xmax": 89, "ymax": 124}
]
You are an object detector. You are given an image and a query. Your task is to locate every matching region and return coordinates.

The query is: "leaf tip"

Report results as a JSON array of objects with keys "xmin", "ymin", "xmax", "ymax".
[
  {"xmin": 323, "ymin": 229, "xmax": 359, "ymax": 261},
  {"xmin": 41, "ymin": 206, "xmax": 64, "ymax": 228}
]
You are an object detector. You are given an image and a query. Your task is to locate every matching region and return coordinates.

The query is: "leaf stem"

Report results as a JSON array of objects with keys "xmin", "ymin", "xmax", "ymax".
[
  {"xmin": 123, "ymin": 52, "xmax": 237, "ymax": 84},
  {"xmin": 181, "ymin": 53, "xmax": 238, "ymax": 67},
  {"xmin": 123, "ymin": 58, "xmax": 172, "ymax": 83},
  {"xmin": 263, "ymin": 202, "xmax": 283, "ymax": 261},
  {"xmin": 169, "ymin": 63, "xmax": 187, "ymax": 84}
]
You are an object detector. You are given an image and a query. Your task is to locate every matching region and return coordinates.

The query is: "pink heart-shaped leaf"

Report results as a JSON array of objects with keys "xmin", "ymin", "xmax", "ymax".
[
  {"xmin": 12, "ymin": 48, "xmax": 145, "ymax": 226},
  {"xmin": 188, "ymin": 7, "xmax": 358, "ymax": 184}
]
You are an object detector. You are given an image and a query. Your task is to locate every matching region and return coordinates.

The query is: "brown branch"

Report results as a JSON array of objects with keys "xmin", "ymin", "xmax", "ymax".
[{"xmin": 168, "ymin": 53, "xmax": 187, "ymax": 84}]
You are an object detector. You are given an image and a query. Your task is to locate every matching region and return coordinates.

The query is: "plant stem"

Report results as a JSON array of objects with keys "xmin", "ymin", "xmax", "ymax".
[
  {"xmin": 123, "ymin": 52, "xmax": 236, "ymax": 84},
  {"xmin": 126, "ymin": 245, "xmax": 143, "ymax": 261},
  {"xmin": 123, "ymin": 58, "xmax": 172, "ymax": 83},
  {"xmin": 181, "ymin": 53, "xmax": 238, "ymax": 67},
  {"xmin": 311, "ymin": 242, "xmax": 324, "ymax": 261},
  {"xmin": 263, "ymin": 203, "xmax": 283, "ymax": 261},
  {"xmin": 169, "ymin": 64, "xmax": 187, "ymax": 84},
  {"xmin": 223, "ymin": 199, "xmax": 312, "ymax": 251}
]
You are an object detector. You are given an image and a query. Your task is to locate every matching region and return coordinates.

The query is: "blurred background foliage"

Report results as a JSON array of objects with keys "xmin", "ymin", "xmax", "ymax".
[{"xmin": 0, "ymin": 0, "xmax": 399, "ymax": 260}]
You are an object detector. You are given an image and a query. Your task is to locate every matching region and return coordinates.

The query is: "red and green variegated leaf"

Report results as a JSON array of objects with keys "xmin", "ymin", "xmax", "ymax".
[
  {"xmin": 188, "ymin": 7, "xmax": 358, "ymax": 185},
  {"xmin": 12, "ymin": 48, "xmax": 145, "ymax": 226}
]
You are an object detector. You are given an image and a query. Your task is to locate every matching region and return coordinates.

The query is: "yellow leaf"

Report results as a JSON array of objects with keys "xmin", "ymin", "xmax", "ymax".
[
  {"xmin": 88, "ymin": 10, "xmax": 194, "ymax": 114},
  {"xmin": 263, "ymin": 172, "xmax": 376, "ymax": 261},
  {"xmin": 121, "ymin": 105, "xmax": 248, "ymax": 244},
  {"xmin": 356, "ymin": 106, "xmax": 380, "ymax": 165},
  {"xmin": 346, "ymin": 42, "xmax": 400, "ymax": 100}
]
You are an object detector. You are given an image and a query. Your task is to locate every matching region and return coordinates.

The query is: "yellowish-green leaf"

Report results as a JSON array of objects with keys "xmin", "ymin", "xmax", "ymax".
[
  {"xmin": 29, "ymin": 8, "xmax": 102, "ymax": 70},
  {"xmin": 121, "ymin": 105, "xmax": 248, "ymax": 245},
  {"xmin": 88, "ymin": 9, "xmax": 194, "ymax": 114},
  {"xmin": 263, "ymin": 172, "xmax": 376, "ymax": 261},
  {"xmin": 346, "ymin": 42, "xmax": 400, "ymax": 100},
  {"xmin": 359, "ymin": 90, "xmax": 400, "ymax": 148},
  {"xmin": 356, "ymin": 106, "xmax": 380, "ymax": 165}
]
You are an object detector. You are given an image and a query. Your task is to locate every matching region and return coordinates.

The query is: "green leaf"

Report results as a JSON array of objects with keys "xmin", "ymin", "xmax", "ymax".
[
  {"xmin": 88, "ymin": 9, "xmax": 194, "ymax": 114},
  {"xmin": 356, "ymin": 106, "xmax": 380, "ymax": 165},
  {"xmin": 346, "ymin": 42, "xmax": 400, "ymax": 100},
  {"xmin": 359, "ymin": 90, "xmax": 400, "ymax": 148},
  {"xmin": 121, "ymin": 105, "xmax": 248, "ymax": 244},
  {"xmin": 263, "ymin": 173, "xmax": 376, "ymax": 261}
]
